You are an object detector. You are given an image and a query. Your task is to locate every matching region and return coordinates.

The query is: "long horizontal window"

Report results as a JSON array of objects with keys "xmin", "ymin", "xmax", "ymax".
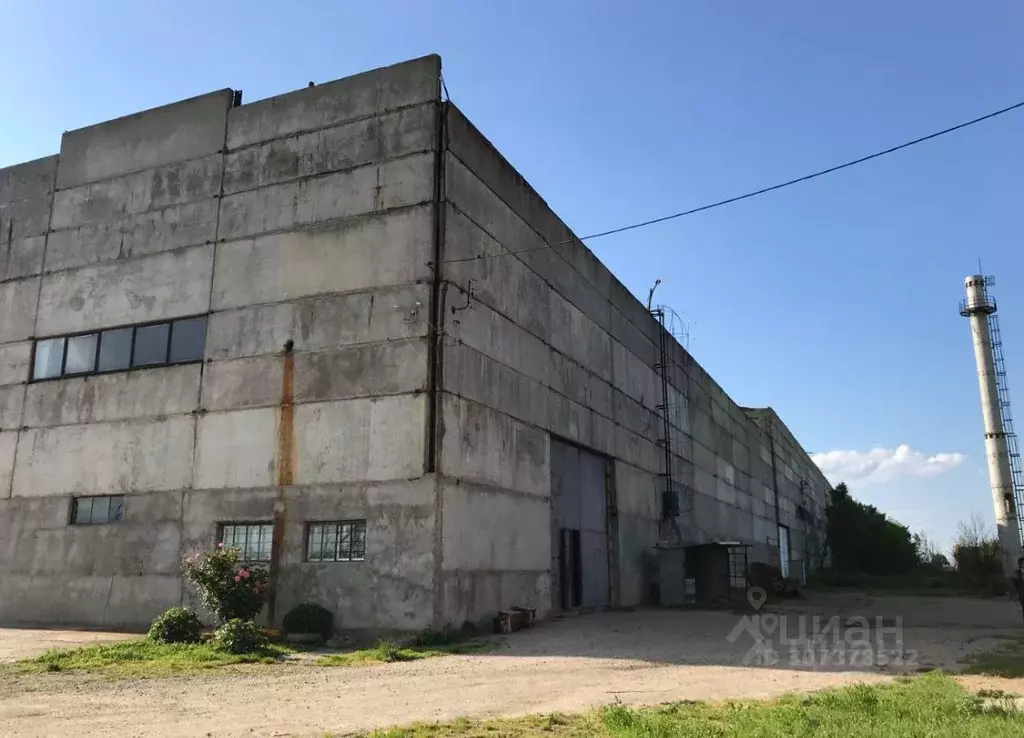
[{"xmin": 32, "ymin": 316, "xmax": 207, "ymax": 381}]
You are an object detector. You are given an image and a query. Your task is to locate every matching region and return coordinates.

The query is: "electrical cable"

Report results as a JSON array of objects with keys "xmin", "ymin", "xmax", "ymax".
[{"xmin": 438, "ymin": 97, "xmax": 1024, "ymax": 265}]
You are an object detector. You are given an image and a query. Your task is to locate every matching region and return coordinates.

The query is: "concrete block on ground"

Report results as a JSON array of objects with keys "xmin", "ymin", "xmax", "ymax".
[{"xmin": 37, "ymin": 244, "xmax": 214, "ymax": 335}]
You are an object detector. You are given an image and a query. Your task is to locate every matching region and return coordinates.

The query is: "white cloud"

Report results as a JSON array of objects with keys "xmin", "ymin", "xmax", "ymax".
[{"xmin": 810, "ymin": 444, "xmax": 966, "ymax": 486}]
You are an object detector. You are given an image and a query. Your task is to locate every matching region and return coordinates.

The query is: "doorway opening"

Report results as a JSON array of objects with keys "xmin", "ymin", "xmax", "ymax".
[{"xmin": 551, "ymin": 439, "xmax": 611, "ymax": 612}]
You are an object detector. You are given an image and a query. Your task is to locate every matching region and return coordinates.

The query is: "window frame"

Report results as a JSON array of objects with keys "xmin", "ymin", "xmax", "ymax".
[
  {"xmin": 29, "ymin": 314, "xmax": 209, "ymax": 383},
  {"xmin": 305, "ymin": 520, "xmax": 367, "ymax": 563},
  {"xmin": 70, "ymin": 494, "xmax": 125, "ymax": 526},
  {"xmin": 217, "ymin": 522, "xmax": 275, "ymax": 565}
]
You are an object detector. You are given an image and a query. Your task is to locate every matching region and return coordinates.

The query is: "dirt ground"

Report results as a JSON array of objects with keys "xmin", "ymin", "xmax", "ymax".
[{"xmin": 0, "ymin": 593, "xmax": 1021, "ymax": 737}]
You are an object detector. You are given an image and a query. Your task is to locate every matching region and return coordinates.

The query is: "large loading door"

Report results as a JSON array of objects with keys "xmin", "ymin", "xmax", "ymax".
[{"xmin": 551, "ymin": 439, "xmax": 610, "ymax": 610}]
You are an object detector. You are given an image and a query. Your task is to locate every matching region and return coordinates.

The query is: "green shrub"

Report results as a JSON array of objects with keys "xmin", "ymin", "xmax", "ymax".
[
  {"xmin": 371, "ymin": 638, "xmax": 411, "ymax": 662},
  {"xmin": 213, "ymin": 619, "xmax": 268, "ymax": 654},
  {"xmin": 282, "ymin": 603, "xmax": 334, "ymax": 639},
  {"xmin": 182, "ymin": 544, "xmax": 270, "ymax": 622},
  {"xmin": 147, "ymin": 606, "xmax": 203, "ymax": 644}
]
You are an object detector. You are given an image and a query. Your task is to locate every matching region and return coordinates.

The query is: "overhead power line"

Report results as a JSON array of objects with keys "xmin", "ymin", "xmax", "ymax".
[{"xmin": 439, "ymin": 97, "xmax": 1024, "ymax": 265}]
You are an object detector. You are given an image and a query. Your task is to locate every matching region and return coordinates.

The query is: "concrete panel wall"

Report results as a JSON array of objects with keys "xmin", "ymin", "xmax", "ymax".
[
  {"xmin": 56, "ymin": 90, "xmax": 233, "ymax": 189},
  {"xmin": 0, "ymin": 55, "xmax": 442, "ymax": 630},
  {"xmin": 440, "ymin": 102, "xmax": 829, "ymax": 611},
  {"xmin": 37, "ymin": 244, "xmax": 214, "ymax": 335}
]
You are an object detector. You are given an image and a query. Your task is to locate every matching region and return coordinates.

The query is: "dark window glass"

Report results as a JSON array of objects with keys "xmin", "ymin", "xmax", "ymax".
[
  {"xmin": 33, "ymin": 338, "xmax": 65, "ymax": 380},
  {"xmin": 64, "ymin": 334, "xmax": 98, "ymax": 375},
  {"xmin": 132, "ymin": 323, "xmax": 170, "ymax": 367},
  {"xmin": 98, "ymin": 328, "xmax": 133, "ymax": 372},
  {"xmin": 307, "ymin": 521, "xmax": 366, "ymax": 562},
  {"xmin": 71, "ymin": 495, "xmax": 124, "ymax": 525},
  {"xmin": 220, "ymin": 523, "xmax": 274, "ymax": 563},
  {"xmin": 169, "ymin": 317, "xmax": 207, "ymax": 363}
]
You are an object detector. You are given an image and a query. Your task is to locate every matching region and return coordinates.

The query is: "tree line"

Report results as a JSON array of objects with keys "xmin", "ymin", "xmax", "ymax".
[{"xmin": 822, "ymin": 482, "xmax": 1003, "ymax": 592}]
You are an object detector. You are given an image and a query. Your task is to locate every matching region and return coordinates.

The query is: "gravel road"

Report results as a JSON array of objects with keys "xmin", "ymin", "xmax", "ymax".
[{"xmin": 0, "ymin": 594, "xmax": 1019, "ymax": 737}]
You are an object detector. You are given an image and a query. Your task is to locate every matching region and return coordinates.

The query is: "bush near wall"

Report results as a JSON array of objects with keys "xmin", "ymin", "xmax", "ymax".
[{"xmin": 182, "ymin": 545, "xmax": 270, "ymax": 622}]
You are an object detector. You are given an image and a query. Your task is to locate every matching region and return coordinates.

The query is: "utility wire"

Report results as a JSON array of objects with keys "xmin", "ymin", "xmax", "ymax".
[{"xmin": 439, "ymin": 97, "xmax": 1024, "ymax": 265}]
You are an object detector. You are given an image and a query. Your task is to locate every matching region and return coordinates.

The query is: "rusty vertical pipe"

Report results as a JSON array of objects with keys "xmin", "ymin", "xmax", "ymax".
[{"xmin": 267, "ymin": 340, "xmax": 295, "ymax": 623}]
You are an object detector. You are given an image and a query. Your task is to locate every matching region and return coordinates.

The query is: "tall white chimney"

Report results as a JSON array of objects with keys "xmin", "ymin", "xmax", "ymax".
[{"xmin": 961, "ymin": 274, "xmax": 1023, "ymax": 578}]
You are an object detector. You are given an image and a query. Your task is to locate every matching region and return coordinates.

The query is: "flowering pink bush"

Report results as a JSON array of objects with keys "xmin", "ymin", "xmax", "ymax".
[{"xmin": 181, "ymin": 546, "xmax": 270, "ymax": 623}]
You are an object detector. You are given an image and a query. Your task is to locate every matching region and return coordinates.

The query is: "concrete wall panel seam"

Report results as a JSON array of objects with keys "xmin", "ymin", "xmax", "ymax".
[
  {"xmin": 219, "ymin": 148, "xmax": 434, "ymax": 202},
  {"xmin": 444, "ymin": 199, "xmax": 685, "ymax": 402},
  {"xmin": 213, "ymin": 202, "xmax": 434, "ymax": 250},
  {"xmin": 223, "ymin": 100, "xmax": 438, "ymax": 156}
]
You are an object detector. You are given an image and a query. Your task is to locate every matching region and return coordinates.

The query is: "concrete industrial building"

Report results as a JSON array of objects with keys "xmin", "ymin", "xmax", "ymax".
[{"xmin": 0, "ymin": 56, "xmax": 829, "ymax": 630}]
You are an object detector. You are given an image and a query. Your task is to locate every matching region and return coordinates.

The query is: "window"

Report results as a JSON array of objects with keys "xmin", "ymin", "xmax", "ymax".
[
  {"xmin": 98, "ymin": 327, "xmax": 133, "ymax": 372},
  {"xmin": 306, "ymin": 521, "xmax": 366, "ymax": 562},
  {"xmin": 64, "ymin": 333, "xmax": 98, "ymax": 375},
  {"xmin": 169, "ymin": 317, "xmax": 207, "ymax": 363},
  {"xmin": 30, "ymin": 316, "xmax": 207, "ymax": 381},
  {"xmin": 71, "ymin": 495, "xmax": 124, "ymax": 525},
  {"xmin": 33, "ymin": 338, "xmax": 65, "ymax": 380},
  {"xmin": 132, "ymin": 323, "xmax": 170, "ymax": 366},
  {"xmin": 219, "ymin": 523, "xmax": 274, "ymax": 564}
]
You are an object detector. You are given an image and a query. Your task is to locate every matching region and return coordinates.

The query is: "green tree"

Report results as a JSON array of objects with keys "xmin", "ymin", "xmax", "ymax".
[{"xmin": 825, "ymin": 482, "xmax": 918, "ymax": 575}]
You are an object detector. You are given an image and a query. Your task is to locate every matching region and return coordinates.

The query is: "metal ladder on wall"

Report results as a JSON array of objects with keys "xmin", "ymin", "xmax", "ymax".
[
  {"xmin": 651, "ymin": 308, "xmax": 677, "ymax": 519},
  {"xmin": 650, "ymin": 307, "xmax": 692, "ymax": 520},
  {"xmin": 988, "ymin": 311, "xmax": 1024, "ymax": 546}
]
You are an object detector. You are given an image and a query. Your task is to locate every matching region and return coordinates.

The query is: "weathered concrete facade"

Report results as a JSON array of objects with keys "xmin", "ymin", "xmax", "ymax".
[{"xmin": 0, "ymin": 55, "xmax": 828, "ymax": 630}]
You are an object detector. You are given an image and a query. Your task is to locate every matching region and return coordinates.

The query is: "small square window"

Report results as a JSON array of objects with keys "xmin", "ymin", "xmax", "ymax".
[
  {"xmin": 132, "ymin": 323, "xmax": 170, "ymax": 367},
  {"xmin": 33, "ymin": 338, "xmax": 65, "ymax": 380},
  {"xmin": 169, "ymin": 317, "xmax": 207, "ymax": 363},
  {"xmin": 306, "ymin": 521, "xmax": 366, "ymax": 562},
  {"xmin": 71, "ymin": 495, "xmax": 124, "ymax": 525},
  {"xmin": 98, "ymin": 328, "xmax": 133, "ymax": 372},
  {"xmin": 64, "ymin": 334, "xmax": 98, "ymax": 375},
  {"xmin": 219, "ymin": 523, "xmax": 274, "ymax": 564}
]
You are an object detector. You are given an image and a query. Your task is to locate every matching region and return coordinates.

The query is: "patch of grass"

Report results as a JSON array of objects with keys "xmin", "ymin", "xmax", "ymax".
[
  {"xmin": 316, "ymin": 638, "xmax": 488, "ymax": 667},
  {"xmin": 16, "ymin": 638, "xmax": 294, "ymax": 677},
  {"xmin": 367, "ymin": 673, "xmax": 1024, "ymax": 736},
  {"xmin": 964, "ymin": 637, "xmax": 1024, "ymax": 678}
]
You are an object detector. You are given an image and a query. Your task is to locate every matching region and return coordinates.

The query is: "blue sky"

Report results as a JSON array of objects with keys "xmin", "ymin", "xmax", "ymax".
[{"xmin": 3, "ymin": 1, "xmax": 1022, "ymax": 552}]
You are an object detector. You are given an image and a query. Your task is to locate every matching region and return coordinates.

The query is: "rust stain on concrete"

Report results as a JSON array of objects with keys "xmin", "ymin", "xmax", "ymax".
[{"xmin": 267, "ymin": 343, "xmax": 295, "ymax": 623}]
